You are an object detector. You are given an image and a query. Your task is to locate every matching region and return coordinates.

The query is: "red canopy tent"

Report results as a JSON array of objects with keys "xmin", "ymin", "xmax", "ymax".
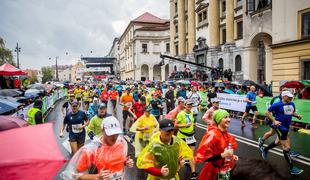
[
  {"xmin": 0, "ymin": 123, "xmax": 67, "ymax": 179},
  {"xmin": 0, "ymin": 63, "xmax": 27, "ymax": 76}
]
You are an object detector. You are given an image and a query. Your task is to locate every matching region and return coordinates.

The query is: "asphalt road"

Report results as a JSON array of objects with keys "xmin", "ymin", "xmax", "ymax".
[{"xmin": 47, "ymin": 99, "xmax": 310, "ymax": 180}]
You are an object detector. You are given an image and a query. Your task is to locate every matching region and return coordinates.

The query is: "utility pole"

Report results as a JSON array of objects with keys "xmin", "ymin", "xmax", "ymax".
[
  {"xmin": 15, "ymin": 43, "xmax": 21, "ymax": 68},
  {"xmin": 56, "ymin": 56, "xmax": 59, "ymax": 81},
  {"xmin": 49, "ymin": 56, "xmax": 59, "ymax": 81}
]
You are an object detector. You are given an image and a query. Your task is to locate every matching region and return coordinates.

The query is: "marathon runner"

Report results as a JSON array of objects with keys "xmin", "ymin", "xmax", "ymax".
[
  {"xmin": 137, "ymin": 119, "xmax": 197, "ymax": 180},
  {"xmin": 74, "ymin": 85, "xmax": 83, "ymax": 105},
  {"xmin": 109, "ymin": 87, "xmax": 118, "ymax": 114},
  {"xmin": 165, "ymin": 85, "xmax": 175, "ymax": 113},
  {"xmin": 149, "ymin": 92, "xmax": 163, "ymax": 121},
  {"xmin": 186, "ymin": 86, "xmax": 201, "ymax": 122},
  {"xmin": 131, "ymin": 106, "xmax": 159, "ymax": 157},
  {"xmin": 195, "ymin": 109, "xmax": 237, "ymax": 180},
  {"xmin": 241, "ymin": 86, "xmax": 258, "ymax": 128},
  {"xmin": 120, "ymin": 88, "xmax": 134, "ymax": 132},
  {"xmin": 60, "ymin": 100, "xmax": 89, "ymax": 155},
  {"xmin": 100, "ymin": 86, "xmax": 109, "ymax": 106},
  {"xmin": 87, "ymin": 97, "xmax": 99, "ymax": 120},
  {"xmin": 61, "ymin": 93, "xmax": 75, "ymax": 117},
  {"xmin": 258, "ymin": 87, "xmax": 300, "ymax": 157},
  {"xmin": 261, "ymin": 91, "xmax": 303, "ymax": 175},
  {"xmin": 202, "ymin": 98, "xmax": 220, "ymax": 126},
  {"xmin": 61, "ymin": 116, "xmax": 134, "ymax": 180},
  {"xmin": 87, "ymin": 103, "xmax": 111, "ymax": 140}
]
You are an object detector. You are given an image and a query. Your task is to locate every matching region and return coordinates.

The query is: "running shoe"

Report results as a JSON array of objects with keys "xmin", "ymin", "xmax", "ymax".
[
  {"xmin": 261, "ymin": 147, "xmax": 268, "ymax": 160},
  {"xmin": 258, "ymin": 137, "xmax": 264, "ymax": 151},
  {"xmin": 290, "ymin": 167, "xmax": 303, "ymax": 175},
  {"xmin": 191, "ymin": 172, "xmax": 198, "ymax": 180},
  {"xmin": 289, "ymin": 150, "xmax": 300, "ymax": 158}
]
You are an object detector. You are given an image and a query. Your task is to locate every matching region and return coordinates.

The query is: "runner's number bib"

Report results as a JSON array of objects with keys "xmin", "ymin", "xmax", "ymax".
[
  {"xmin": 185, "ymin": 135, "xmax": 196, "ymax": 144},
  {"xmin": 109, "ymin": 171, "xmax": 122, "ymax": 180},
  {"xmin": 72, "ymin": 124, "xmax": 83, "ymax": 133},
  {"xmin": 283, "ymin": 105, "xmax": 294, "ymax": 115}
]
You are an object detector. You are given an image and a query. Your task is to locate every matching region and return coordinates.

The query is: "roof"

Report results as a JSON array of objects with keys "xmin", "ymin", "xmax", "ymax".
[
  {"xmin": 0, "ymin": 63, "xmax": 27, "ymax": 76},
  {"xmin": 132, "ymin": 12, "xmax": 168, "ymax": 24}
]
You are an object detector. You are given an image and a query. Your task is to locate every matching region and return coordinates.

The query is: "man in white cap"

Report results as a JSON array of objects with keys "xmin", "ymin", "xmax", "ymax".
[
  {"xmin": 262, "ymin": 91, "xmax": 303, "ymax": 175},
  {"xmin": 64, "ymin": 116, "xmax": 134, "ymax": 180}
]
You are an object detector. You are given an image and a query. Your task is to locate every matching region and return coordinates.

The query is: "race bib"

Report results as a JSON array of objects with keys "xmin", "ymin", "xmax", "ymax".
[
  {"xmin": 283, "ymin": 105, "xmax": 294, "ymax": 115},
  {"xmin": 109, "ymin": 171, "xmax": 123, "ymax": 180},
  {"xmin": 72, "ymin": 124, "xmax": 83, "ymax": 133},
  {"xmin": 218, "ymin": 170, "xmax": 230, "ymax": 180},
  {"xmin": 251, "ymin": 101, "xmax": 257, "ymax": 106},
  {"xmin": 185, "ymin": 136, "xmax": 196, "ymax": 144}
]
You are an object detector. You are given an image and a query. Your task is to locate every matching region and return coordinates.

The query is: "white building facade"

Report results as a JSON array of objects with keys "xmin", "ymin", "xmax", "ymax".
[{"xmin": 117, "ymin": 12, "xmax": 171, "ymax": 81}]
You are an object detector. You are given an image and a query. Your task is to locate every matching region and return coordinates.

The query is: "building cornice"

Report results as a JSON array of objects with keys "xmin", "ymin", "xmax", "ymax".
[{"xmin": 270, "ymin": 38, "xmax": 310, "ymax": 49}]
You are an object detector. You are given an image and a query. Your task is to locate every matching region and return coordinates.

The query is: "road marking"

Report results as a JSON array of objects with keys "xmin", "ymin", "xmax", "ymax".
[{"xmin": 195, "ymin": 123, "xmax": 310, "ymax": 166}]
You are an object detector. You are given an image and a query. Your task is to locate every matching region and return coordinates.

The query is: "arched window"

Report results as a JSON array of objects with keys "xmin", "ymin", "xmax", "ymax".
[
  {"xmin": 235, "ymin": 55, "xmax": 242, "ymax": 72},
  {"xmin": 218, "ymin": 58, "xmax": 224, "ymax": 70}
]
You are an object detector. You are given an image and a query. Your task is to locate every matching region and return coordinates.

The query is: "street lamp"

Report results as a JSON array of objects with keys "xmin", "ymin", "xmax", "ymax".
[
  {"xmin": 14, "ymin": 43, "xmax": 21, "ymax": 68},
  {"xmin": 49, "ymin": 56, "xmax": 59, "ymax": 81}
]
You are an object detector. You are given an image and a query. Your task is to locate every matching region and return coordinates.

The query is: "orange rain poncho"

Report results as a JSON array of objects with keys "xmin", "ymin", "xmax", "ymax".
[
  {"xmin": 61, "ymin": 136, "xmax": 128, "ymax": 180},
  {"xmin": 195, "ymin": 126, "xmax": 237, "ymax": 180}
]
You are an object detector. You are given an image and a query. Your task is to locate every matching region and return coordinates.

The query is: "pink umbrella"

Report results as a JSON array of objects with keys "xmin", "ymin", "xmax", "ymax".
[
  {"xmin": 0, "ymin": 115, "xmax": 28, "ymax": 131},
  {"xmin": 0, "ymin": 123, "xmax": 67, "ymax": 179}
]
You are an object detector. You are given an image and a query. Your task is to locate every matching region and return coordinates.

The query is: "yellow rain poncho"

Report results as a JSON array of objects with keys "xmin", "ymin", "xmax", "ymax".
[
  {"xmin": 137, "ymin": 132, "xmax": 193, "ymax": 180},
  {"xmin": 130, "ymin": 114, "xmax": 159, "ymax": 158}
]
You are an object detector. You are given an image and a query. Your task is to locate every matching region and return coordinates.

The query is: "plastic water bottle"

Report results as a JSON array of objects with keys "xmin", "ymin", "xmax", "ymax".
[{"xmin": 225, "ymin": 143, "xmax": 232, "ymax": 162}]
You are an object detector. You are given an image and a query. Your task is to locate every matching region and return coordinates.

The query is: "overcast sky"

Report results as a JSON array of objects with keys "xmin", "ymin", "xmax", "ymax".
[{"xmin": 0, "ymin": 0, "xmax": 169, "ymax": 70}]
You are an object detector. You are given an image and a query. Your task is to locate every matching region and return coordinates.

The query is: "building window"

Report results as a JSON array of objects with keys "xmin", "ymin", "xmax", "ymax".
[
  {"xmin": 237, "ymin": 21, "xmax": 243, "ymax": 39},
  {"xmin": 166, "ymin": 43, "xmax": 170, "ymax": 52},
  {"xmin": 203, "ymin": 11, "xmax": 207, "ymax": 20},
  {"xmin": 175, "ymin": 2, "xmax": 178, "ymax": 13},
  {"xmin": 222, "ymin": 29, "xmax": 226, "ymax": 44},
  {"xmin": 175, "ymin": 25, "xmax": 178, "ymax": 33},
  {"xmin": 302, "ymin": 60, "xmax": 310, "ymax": 80},
  {"xmin": 175, "ymin": 44, "xmax": 179, "ymax": 56},
  {"xmin": 247, "ymin": 0, "xmax": 255, "ymax": 12},
  {"xmin": 219, "ymin": 58, "xmax": 224, "ymax": 69},
  {"xmin": 302, "ymin": 12, "xmax": 310, "ymax": 38},
  {"xmin": 222, "ymin": 1, "xmax": 226, "ymax": 12},
  {"xmin": 235, "ymin": 55, "xmax": 242, "ymax": 71},
  {"xmin": 142, "ymin": 44, "xmax": 148, "ymax": 53},
  {"xmin": 198, "ymin": 13, "xmax": 203, "ymax": 23},
  {"xmin": 237, "ymin": 0, "xmax": 243, "ymax": 7},
  {"xmin": 222, "ymin": 0, "xmax": 226, "ymax": 15}
]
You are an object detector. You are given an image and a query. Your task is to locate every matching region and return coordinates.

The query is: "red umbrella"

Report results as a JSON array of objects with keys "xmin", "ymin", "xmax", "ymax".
[
  {"xmin": 0, "ymin": 63, "xmax": 27, "ymax": 76},
  {"xmin": 190, "ymin": 81, "xmax": 200, "ymax": 86},
  {"xmin": 0, "ymin": 123, "xmax": 67, "ymax": 179},
  {"xmin": 282, "ymin": 81, "xmax": 305, "ymax": 89},
  {"xmin": 0, "ymin": 115, "xmax": 28, "ymax": 131}
]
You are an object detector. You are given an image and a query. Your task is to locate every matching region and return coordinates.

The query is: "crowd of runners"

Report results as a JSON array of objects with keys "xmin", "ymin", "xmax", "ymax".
[{"xmin": 58, "ymin": 80, "xmax": 304, "ymax": 180}]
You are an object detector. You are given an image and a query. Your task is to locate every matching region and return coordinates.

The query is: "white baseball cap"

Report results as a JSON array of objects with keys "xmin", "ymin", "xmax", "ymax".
[
  {"xmin": 101, "ymin": 116, "xmax": 122, "ymax": 136},
  {"xmin": 281, "ymin": 91, "xmax": 294, "ymax": 98}
]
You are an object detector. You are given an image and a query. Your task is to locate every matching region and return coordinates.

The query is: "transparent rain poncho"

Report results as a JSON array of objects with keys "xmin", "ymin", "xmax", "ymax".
[
  {"xmin": 61, "ymin": 136, "xmax": 128, "ymax": 180},
  {"xmin": 137, "ymin": 132, "xmax": 194, "ymax": 180}
]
